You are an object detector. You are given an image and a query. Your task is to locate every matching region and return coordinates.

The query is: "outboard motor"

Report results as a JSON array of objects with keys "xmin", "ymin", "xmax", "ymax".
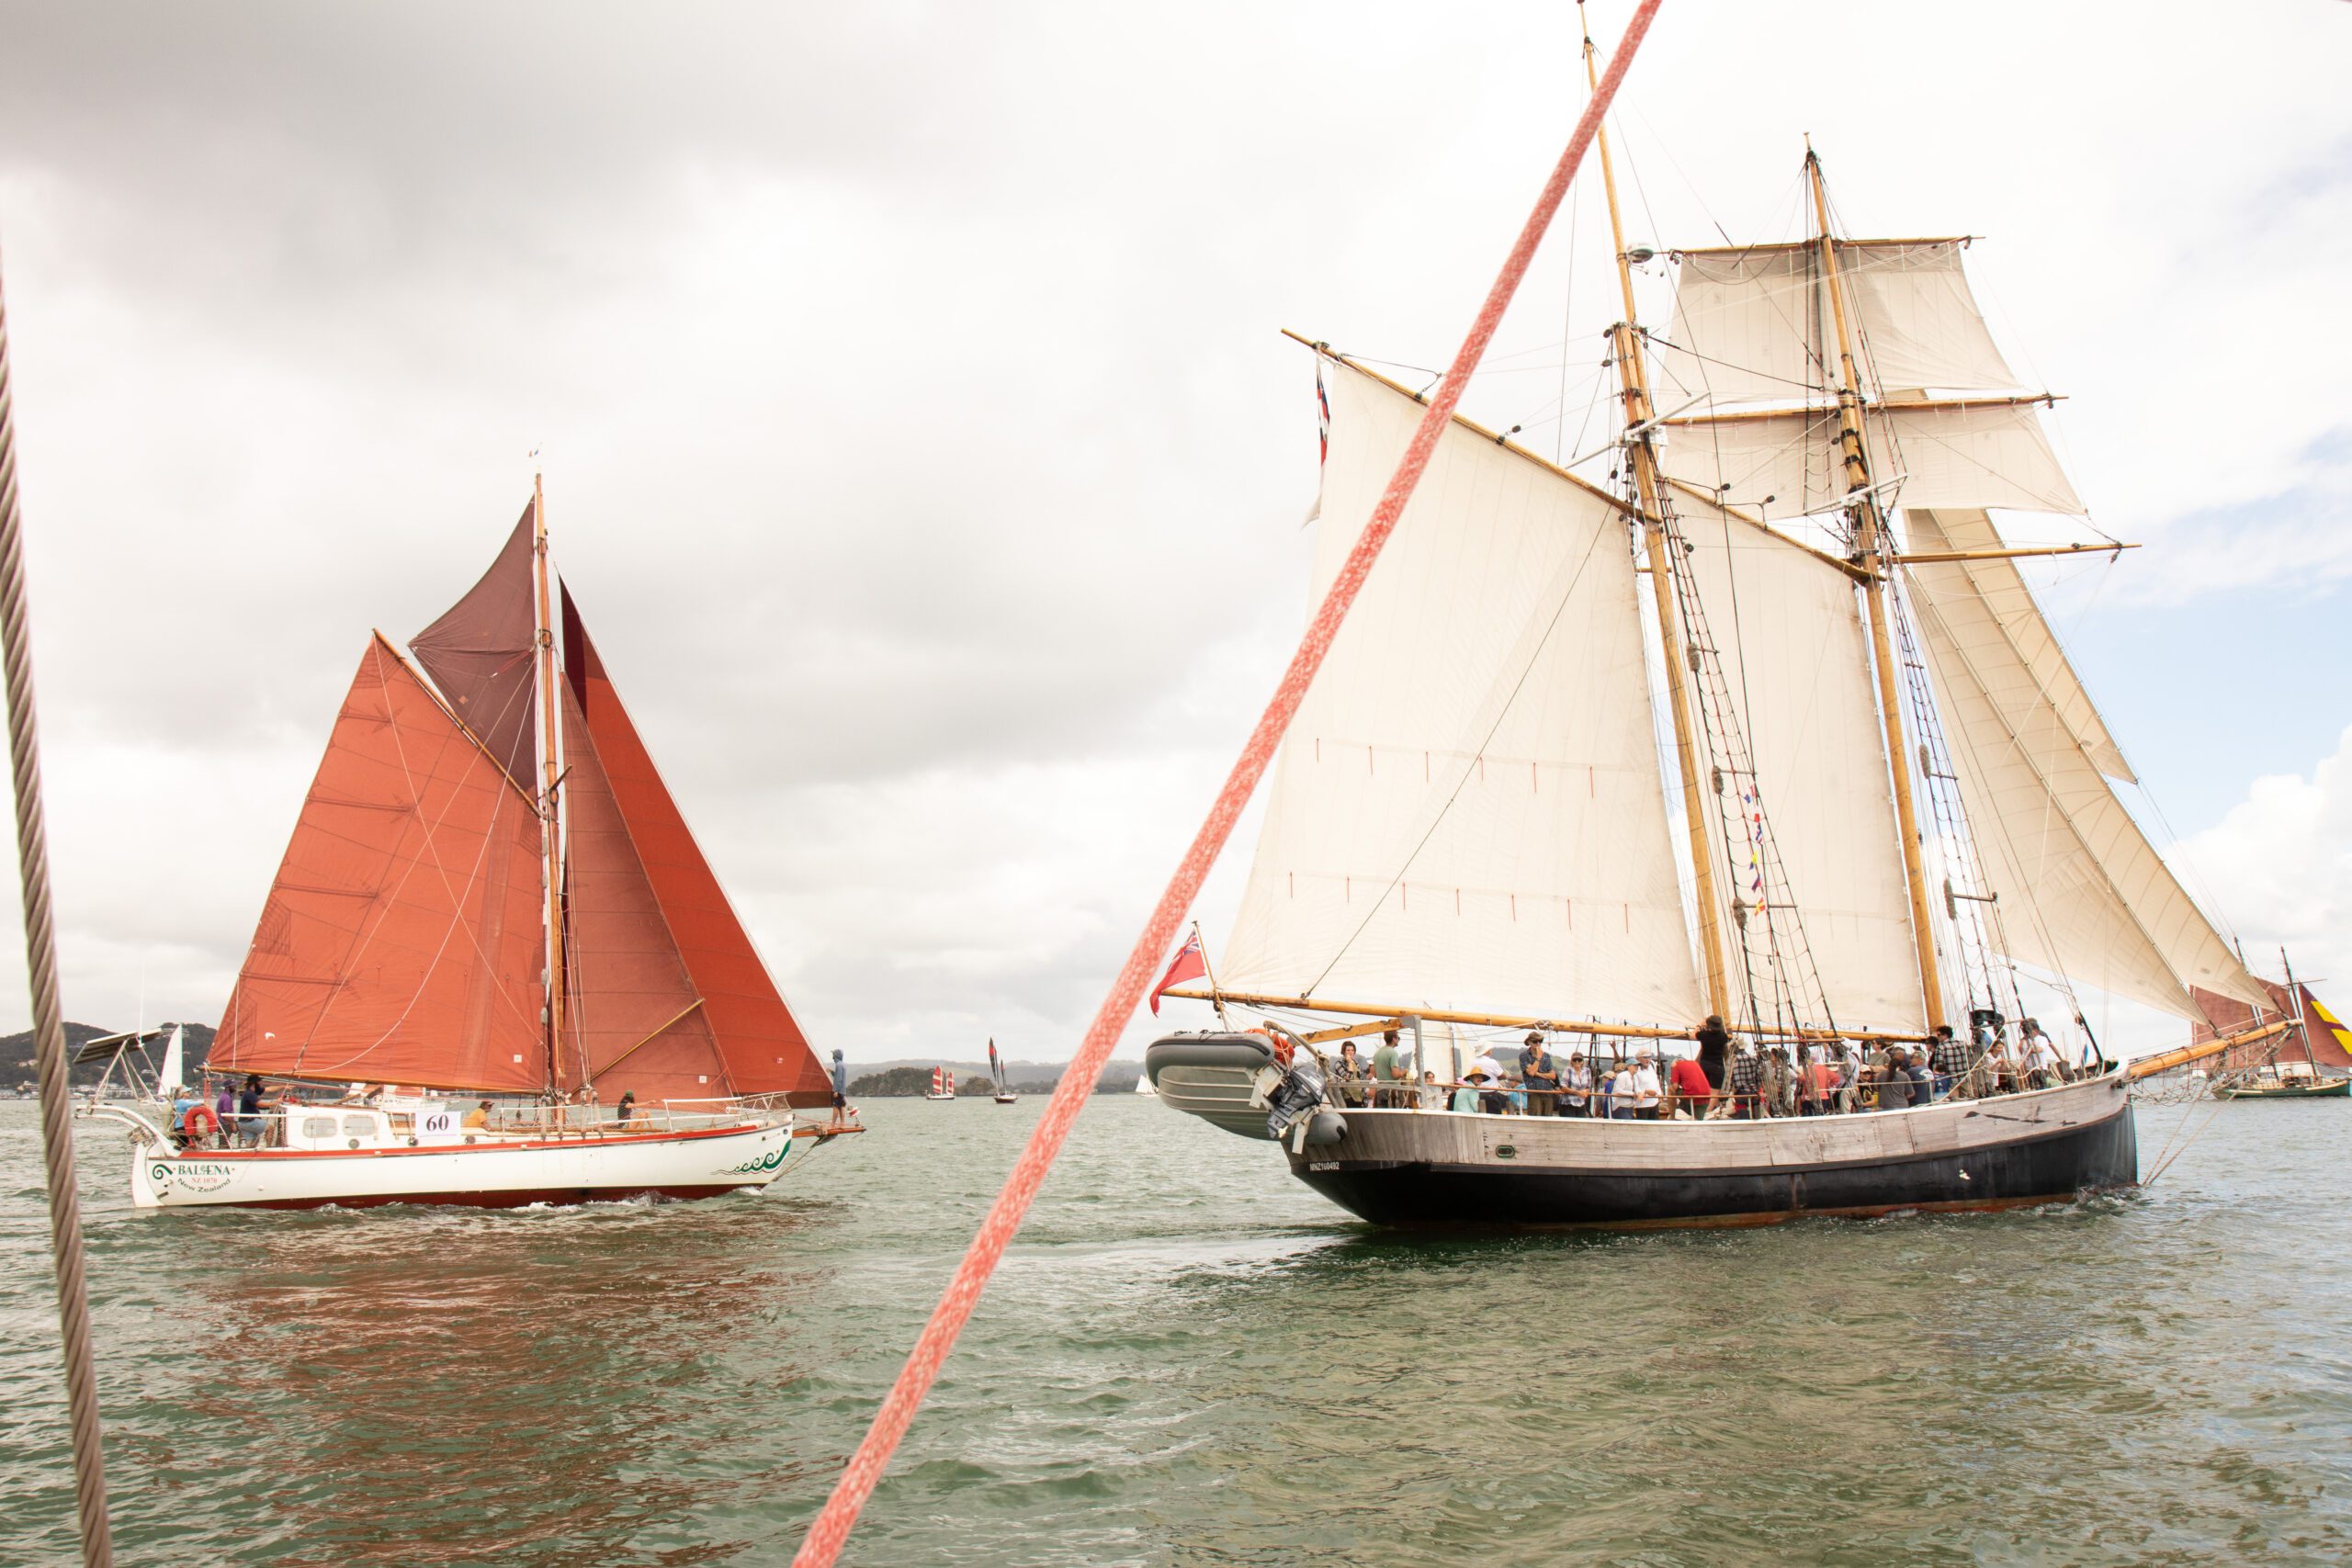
[{"xmin": 1264, "ymin": 1055, "xmax": 1328, "ymax": 1141}]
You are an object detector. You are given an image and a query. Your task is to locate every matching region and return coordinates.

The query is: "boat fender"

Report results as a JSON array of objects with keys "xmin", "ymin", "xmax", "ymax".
[
  {"xmin": 1304, "ymin": 1111, "xmax": 1347, "ymax": 1146},
  {"xmin": 183, "ymin": 1105, "xmax": 216, "ymax": 1141}
]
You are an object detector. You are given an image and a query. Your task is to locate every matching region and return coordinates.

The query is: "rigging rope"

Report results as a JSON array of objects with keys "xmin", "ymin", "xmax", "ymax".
[
  {"xmin": 0, "ymin": 259, "xmax": 118, "ymax": 1564},
  {"xmin": 786, "ymin": 6, "xmax": 1667, "ymax": 1560}
]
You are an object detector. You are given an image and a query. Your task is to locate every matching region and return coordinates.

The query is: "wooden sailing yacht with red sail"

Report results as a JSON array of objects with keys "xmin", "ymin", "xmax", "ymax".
[{"xmin": 88, "ymin": 485, "xmax": 857, "ymax": 1209}]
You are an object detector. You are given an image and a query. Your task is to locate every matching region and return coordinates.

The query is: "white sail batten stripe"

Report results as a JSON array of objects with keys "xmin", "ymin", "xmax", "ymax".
[
  {"xmin": 1219, "ymin": 359, "xmax": 1703, "ymax": 1023},
  {"xmin": 1659, "ymin": 401, "xmax": 2082, "ymax": 517},
  {"xmin": 1901, "ymin": 518, "xmax": 2272, "ymax": 1019},
  {"xmin": 1653, "ymin": 241, "xmax": 2020, "ymax": 410},
  {"xmin": 1678, "ymin": 495, "xmax": 1926, "ymax": 1032}
]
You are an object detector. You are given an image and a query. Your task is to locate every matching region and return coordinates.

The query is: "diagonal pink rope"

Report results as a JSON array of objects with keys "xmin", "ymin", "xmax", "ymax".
[{"xmin": 790, "ymin": 6, "xmax": 1664, "ymax": 1561}]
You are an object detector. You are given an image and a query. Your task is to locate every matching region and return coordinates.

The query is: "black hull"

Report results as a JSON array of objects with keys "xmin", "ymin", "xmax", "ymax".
[{"xmin": 1292, "ymin": 1102, "xmax": 2138, "ymax": 1231}]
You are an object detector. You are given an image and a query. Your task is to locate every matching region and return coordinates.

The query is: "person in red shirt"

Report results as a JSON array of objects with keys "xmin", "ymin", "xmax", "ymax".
[{"xmin": 1668, "ymin": 1053, "xmax": 1713, "ymax": 1120}]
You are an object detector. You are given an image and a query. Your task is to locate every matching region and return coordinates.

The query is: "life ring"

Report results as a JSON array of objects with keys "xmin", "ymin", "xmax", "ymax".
[{"xmin": 183, "ymin": 1104, "xmax": 217, "ymax": 1141}]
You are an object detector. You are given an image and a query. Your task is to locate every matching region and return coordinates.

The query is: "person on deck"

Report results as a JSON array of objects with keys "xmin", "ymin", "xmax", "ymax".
[
  {"xmin": 1668, "ymin": 1051, "xmax": 1712, "ymax": 1119},
  {"xmin": 169, "ymin": 1088, "xmax": 199, "ymax": 1147},
  {"xmin": 214, "ymin": 1080, "xmax": 235, "ymax": 1141},
  {"xmin": 1728, "ymin": 1042, "xmax": 1763, "ymax": 1118},
  {"xmin": 1453, "ymin": 1071, "xmax": 1486, "ymax": 1115},
  {"xmin": 462, "ymin": 1099, "xmax": 492, "ymax": 1131},
  {"xmin": 2024, "ymin": 1027, "xmax": 2062, "ymax": 1089},
  {"xmin": 1330, "ymin": 1043, "xmax": 1368, "ymax": 1109},
  {"xmin": 1875, "ymin": 1050, "xmax": 1914, "ymax": 1111},
  {"xmin": 831, "ymin": 1047, "xmax": 851, "ymax": 1118},
  {"xmin": 1562, "ymin": 1051, "xmax": 1593, "ymax": 1117},
  {"xmin": 1416, "ymin": 1070, "xmax": 1446, "ymax": 1111},
  {"xmin": 1903, "ymin": 1046, "xmax": 1936, "ymax": 1106},
  {"xmin": 1372, "ymin": 1030, "xmax": 1408, "ymax": 1108},
  {"xmin": 1827, "ymin": 1040, "xmax": 1859, "ymax": 1112},
  {"xmin": 1792, "ymin": 1043, "xmax": 1825, "ymax": 1116},
  {"xmin": 1632, "ymin": 1050, "xmax": 1663, "ymax": 1120},
  {"xmin": 236, "ymin": 1075, "xmax": 268, "ymax": 1147},
  {"xmin": 1694, "ymin": 1015, "xmax": 1731, "ymax": 1098},
  {"xmin": 1519, "ymin": 1033, "xmax": 1559, "ymax": 1116},
  {"xmin": 1931, "ymin": 1025, "xmax": 1973, "ymax": 1100},
  {"xmin": 1608, "ymin": 1059, "xmax": 1642, "ymax": 1120},
  {"xmin": 616, "ymin": 1090, "xmax": 639, "ymax": 1125}
]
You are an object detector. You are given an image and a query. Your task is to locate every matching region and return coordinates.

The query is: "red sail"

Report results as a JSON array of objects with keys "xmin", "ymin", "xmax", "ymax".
[
  {"xmin": 2190, "ymin": 979, "xmax": 2352, "ymax": 1070},
  {"xmin": 562, "ymin": 587, "xmax": 831, "ymax": 1105},
  {"xmin": 556, "ymin": 682, "xmax": 733, "ymax": 1103},
  {"xmin": 211, "ymin": 637, "xmax": 548, "ymax": 1090},
  {"xmin": 411, "ymin": 504, "xmax": 540, "ymax": 789}
]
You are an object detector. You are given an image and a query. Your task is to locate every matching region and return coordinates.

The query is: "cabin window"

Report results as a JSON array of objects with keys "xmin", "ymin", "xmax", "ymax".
[
  {"xmin": 343, "ymin": 1116, "xmax": 376, "ymax": 1140},
  {"xmin": 301, "ymin": 1116, "xmax": 337, "ymax": 1140}
]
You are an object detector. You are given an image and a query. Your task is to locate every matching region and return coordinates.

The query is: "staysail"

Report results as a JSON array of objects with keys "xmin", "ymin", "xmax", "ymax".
[
  {"xmin": 211, "ymin": 637, "xmax": 549, "ymax": 1089},
  {"xmin": 410, "ymin": 506, "xmax": 540, "ymax": 786},
  {"xmin": 1900, "ymin": 507, "xmax": 2272, "ymax": 1019},
  {"xmin": 1217, "ymin": 355, "xmax": 1703, "ymax": 1024}
]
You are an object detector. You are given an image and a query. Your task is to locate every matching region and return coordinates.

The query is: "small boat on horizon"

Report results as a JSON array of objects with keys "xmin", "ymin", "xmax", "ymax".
[
  {"xmin": 84, "ymin": 487, "xmax": 858, "ymax": 1209},
  {"xmin": 988, "ymin": 1040, "xmax": 1017, "ymax": 1103},
  {"xmin": 924, "ymin": 1066, "xmax": 958, "ymax": 1101},
  {"xmin": 2196, "ymin": 958, "xmax": 2351, "ymax": 1100}
]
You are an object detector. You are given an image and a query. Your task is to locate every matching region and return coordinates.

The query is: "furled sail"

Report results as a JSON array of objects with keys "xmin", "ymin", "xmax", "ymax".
[
  {"xmin": 1217, "ymin": 356, "xmax": 1704, "ymax": 1024},
  {"xmin": 410, "ymin": 505, "xmax": 540, "ymax": 786},
  {"xmin": 563, "ymin": 590, "xmax": 831, "ymax": 1106},
  {"xmin": 211, "ymin": 637, "xmax": 549, "ymax": 1089},
  {"xmin": 1660, "ymin": 399, "xmax": 2081, "ymax": 517},
  {"xmin": 1901, "ymin": 508, "xmax": 2272, "ymax": 1018},
  {"xmin": 1676, "ymin": 497, "xmax": 1925, "ymax": 1031}
]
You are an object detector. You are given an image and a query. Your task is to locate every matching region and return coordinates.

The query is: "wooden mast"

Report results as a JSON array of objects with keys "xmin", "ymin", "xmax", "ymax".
[
  {"xmin": 530, "ymin": 472, "xmax": 569, "ymax": 1093},
  {"xmin": 1582, "ymin": 9, "xmax": 1731, "ymax": 1025},
  {"xmin": 1804, "ymin": 146, "xmax": 1948, "ymax": 1033}
]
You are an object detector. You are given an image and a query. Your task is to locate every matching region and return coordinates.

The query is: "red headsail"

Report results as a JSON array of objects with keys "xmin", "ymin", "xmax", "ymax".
[
  {"xmin": 2189, "ymin": 978, "xmax": 2352, "ymax": 1071},
  {"xmin": 211, "ymin": 637, "xmax": 548, "ymax": 1090},
  {"xmin": 563, "ymin": 586, "xmax": 831, "ymax": 1106}
]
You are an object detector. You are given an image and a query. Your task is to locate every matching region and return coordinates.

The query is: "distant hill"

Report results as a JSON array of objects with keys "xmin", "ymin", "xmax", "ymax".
[
  {"xmin": 0, "ymin": 1021, "xmax": 216, "ymax": 1090},
  {"xmin": 849, "ymin": 1059, "xmax": 1141, "ymax": 1097}
]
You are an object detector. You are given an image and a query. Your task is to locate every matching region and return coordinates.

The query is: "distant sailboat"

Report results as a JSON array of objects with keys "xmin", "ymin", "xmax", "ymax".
[
  {"xmin": 2197, "ymin": 954, "xmax": 2351, "ymax": 1100},
  {"xmin": 988, "ymin": 1040, "xmax": 1017, "ymax": 1103},
  {"xmin": 85, "ymin": 486, "xmax": 858, "ymax": 1208},
  {"xmin": 925, "ymin": 1066, "xmax": 958, "ymax": 1101}
]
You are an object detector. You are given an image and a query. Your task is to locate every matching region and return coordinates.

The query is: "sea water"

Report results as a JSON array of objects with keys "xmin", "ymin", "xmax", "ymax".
[{"xmin": 2, "ymin": 1093, "xmax": 2347, "ymax": 1564}]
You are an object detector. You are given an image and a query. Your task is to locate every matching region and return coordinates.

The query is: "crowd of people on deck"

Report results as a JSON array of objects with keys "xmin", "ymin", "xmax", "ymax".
[{"xmin": 1316, "ymin": 1012, "xmax": 2100, "ymax": 1120}]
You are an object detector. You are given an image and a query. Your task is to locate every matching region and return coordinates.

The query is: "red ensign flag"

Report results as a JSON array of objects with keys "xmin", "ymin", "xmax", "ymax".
[{"xmin": 1149, "ymin": 933, "xmax": 1206, "ymax": 1015}]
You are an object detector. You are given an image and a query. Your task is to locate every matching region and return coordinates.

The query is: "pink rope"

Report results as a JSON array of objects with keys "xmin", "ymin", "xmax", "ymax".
[{"xmin": 790, "ymin": 6, "xmax": 1664, "ymax": 1561}]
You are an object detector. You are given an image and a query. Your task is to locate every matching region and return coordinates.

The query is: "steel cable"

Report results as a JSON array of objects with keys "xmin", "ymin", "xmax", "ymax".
[{"xmin": 0, "ymin": 257, "xmax": 118, "ymax": 1565}]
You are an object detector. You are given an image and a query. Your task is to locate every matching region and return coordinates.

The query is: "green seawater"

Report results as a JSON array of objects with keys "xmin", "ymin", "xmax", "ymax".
[{"xmin": 2, "ymin": 1094, "xmax": 2348, "ymax": 1565}]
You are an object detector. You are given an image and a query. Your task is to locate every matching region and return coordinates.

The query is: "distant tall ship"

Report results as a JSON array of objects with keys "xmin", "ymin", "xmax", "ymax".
[
  {"xmin": 2193, "ymin": 958, "xmax": 2351, "ymax": 1100},
  {"xmin": 1143, "ymin": 22, "xmax": 2285, "ymax": 1228},
  {"xmin": 86, "ymin": 487, "xmax": 856, "ymax": 1208}
]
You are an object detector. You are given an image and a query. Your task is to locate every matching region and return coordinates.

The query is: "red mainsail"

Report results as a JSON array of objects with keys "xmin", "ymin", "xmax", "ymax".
[
  {"xmin": 562, "ymin": 587, "xmax": 831, "ymax": 1106},
  {"xmin": 210, "ymin": 637, "xmax": 549, "ymax": 1090},
  {"xmin": 555, "ymin": 682, "xmax": 734, "ymax": 1103}
]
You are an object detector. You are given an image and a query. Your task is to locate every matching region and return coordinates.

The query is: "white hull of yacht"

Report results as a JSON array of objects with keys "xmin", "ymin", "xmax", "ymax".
[{"xmin": 124, "ymin": 1119, "xmax": 813, "ymax": 1211}]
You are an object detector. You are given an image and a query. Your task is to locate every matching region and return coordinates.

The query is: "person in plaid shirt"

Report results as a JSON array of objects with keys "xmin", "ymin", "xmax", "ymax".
[
  {"xmin": 1930, "ymin": 1024, "xmax": 1974, "ymax": 1099},
  {"xmin": 1727, "ymin": 1041, "xmax": 1764, "ymax": 1118}
]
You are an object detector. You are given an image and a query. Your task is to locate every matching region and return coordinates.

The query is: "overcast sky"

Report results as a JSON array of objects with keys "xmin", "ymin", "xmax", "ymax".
[{"xmin": 0, "ymin": 1, "xmax": 2345, "ymax": 1063}]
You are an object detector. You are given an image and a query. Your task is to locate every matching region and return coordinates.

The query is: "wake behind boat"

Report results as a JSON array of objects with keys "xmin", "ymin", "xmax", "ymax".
[
  {"xmin": 85, "ymin": 484, "xmax": 858, "ymax": 1209},
  {"xmin": 1143, "ymin": 27, "xmax": 2290, "ymax": 1230}
]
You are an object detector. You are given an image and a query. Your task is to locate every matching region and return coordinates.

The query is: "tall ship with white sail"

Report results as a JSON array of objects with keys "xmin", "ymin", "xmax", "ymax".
[
  {"xmin": 87, "ymin": 487, "xmax": 857, "ymax": 1208},
  {"xmin": 1144, "ymin": 29, "xmax": 2284, "ymax": 1227}
]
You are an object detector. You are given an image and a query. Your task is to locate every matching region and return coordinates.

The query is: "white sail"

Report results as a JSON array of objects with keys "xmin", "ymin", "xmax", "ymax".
[
  {"xmin": 1652, "ymin": 241, "xmax": 2018, "ymax": 409},
  {"xmin": 158, "ymin": 1025, "xmax": 185, "ymax": 1096},
  {"xmin": 1676, "ymin": 496, "xmax": 1926, "ymax": 1032},
  {"xmin": 1901, "ymin": 508, "xmax": 2271, "ymax": 1019},
  {"xmin": 1661, "ymin": 400, "xmax": 2082, "ymax": 517},
  {"xmin": 1219, "ymin": 357, "xmax": 1704, "ymax": 1024}
]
